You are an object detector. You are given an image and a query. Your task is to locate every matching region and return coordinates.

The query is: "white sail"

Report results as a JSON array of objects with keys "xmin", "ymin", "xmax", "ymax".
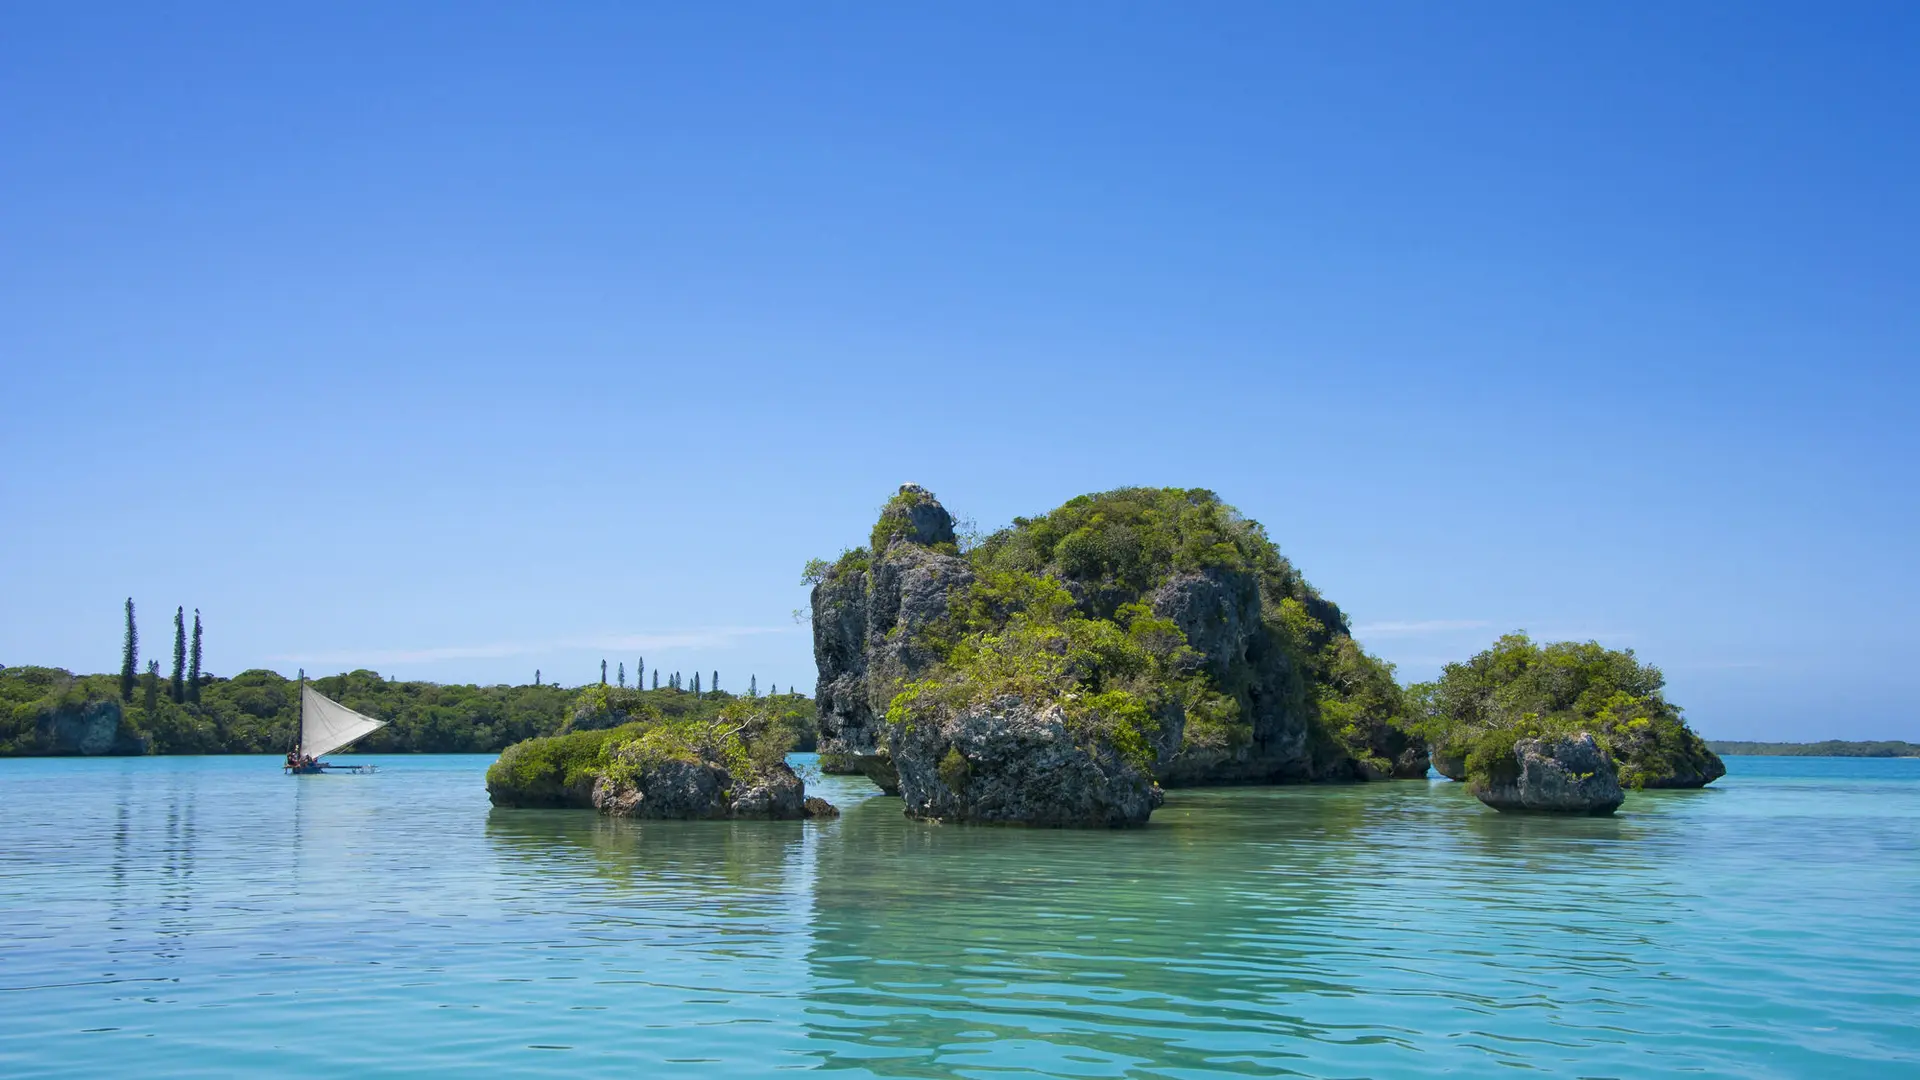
[{"xmin": 301, "ymin": 685, "xmax": 388, "ymax": 759}]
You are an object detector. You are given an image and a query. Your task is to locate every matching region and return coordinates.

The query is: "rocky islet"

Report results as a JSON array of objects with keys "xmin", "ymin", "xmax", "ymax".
[{"xmin": 810, "ymin": 484, "xmax": 1436, "ymax": 826}]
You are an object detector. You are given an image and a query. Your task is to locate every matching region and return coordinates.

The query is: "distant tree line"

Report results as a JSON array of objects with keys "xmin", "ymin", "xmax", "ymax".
[
  {"xmin": 3, "ymin": 602, "xmax": 816, "ymax": 756},
  {"xmin": 2, "ymin": 665, "xmax": 816, "ymax": 757},
  {"xmin": 1707, "ymin": 740, "xmax": 1920, "ymax": 758}
]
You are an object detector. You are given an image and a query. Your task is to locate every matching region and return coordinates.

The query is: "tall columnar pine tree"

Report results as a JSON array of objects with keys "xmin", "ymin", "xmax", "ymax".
[
  {"xmin": 712, "ymin": 670, "xmax": 719, "ymax": 694},
  {"xmin": 618, "ymin": 662, "xmax": 626, "ymax": 688},
  {"xmin": 170, "ymin": 606, "xmax": 187, "ymax": 703},
  {"xmin": 143, "ymin": 659, "xmax": 160, "ymax": 716},
  {"xmin": 600, "ymin": 659, "xmax": 607, "ymax": 685},
  {"xmin": 187, "ymin": 609, "xmax": 203, "ymax": 704},
  {"xmin": 535, "ymin": 669, "xmax": 542, "ymax": 687},
  {"xmin": 652, "ymin": 669, "xmax": 659, "ymax": 690},
  {"xmin": 637, "ymin": 657, "xmax": 645, "ymax": 689},
  {"xmin": 120, "ymin": 598, "xmax": 138, "ymax": 702},
  {"xmin": 749, "ymin": 674, "xmax": 757, "ymax": 698},
  {"xmin": 693, "ymin": 671, "xmax": 701, "ymax": 699}
]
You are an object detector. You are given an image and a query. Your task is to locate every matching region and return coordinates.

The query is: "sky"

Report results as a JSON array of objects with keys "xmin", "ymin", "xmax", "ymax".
[{"xmin": 2, "ymin": 2, "xmax": 1914, "ymax": 740}]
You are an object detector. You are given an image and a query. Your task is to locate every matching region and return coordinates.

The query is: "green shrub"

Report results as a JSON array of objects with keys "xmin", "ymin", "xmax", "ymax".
[{"xmin": 485, "ymin": 723, "xmax": 646, "ymax": 806}]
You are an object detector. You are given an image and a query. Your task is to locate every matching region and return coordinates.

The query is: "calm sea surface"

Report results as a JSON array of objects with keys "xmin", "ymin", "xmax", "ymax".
[{"xmin": 1, "ymin": 754, "xmax": 1915, "ymax": 1078}]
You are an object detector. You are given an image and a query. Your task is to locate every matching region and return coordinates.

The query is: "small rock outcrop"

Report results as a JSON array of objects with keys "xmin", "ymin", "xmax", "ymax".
[
  {"xmin": 590, "ymin": 758, "xmax": 811, "ymax": 820},
  {"xmin": 1472, "ymin": 732, "xmax": 1625, "ymax": 815},
  {"xmin": 891, "ymin": 697, "xmax": 1163, "ymax": 827},
  {"xmin": 1417, "ymin": 633, "xmax": 1722, "ymax": 793},
  {"xmin": 488, "ymin": 697, "xmax": 836, "ymax": 821}
]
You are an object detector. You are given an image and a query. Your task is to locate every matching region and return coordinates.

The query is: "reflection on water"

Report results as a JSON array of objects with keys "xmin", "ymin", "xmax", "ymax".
[{"xmin": 0, "ymin": 754, "xmax": 1916, "ymax": 1077}]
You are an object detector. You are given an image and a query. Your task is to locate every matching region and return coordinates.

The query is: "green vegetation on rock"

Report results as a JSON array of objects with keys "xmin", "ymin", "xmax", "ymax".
[
  {"xmin": 484, "ymin": 722, "xmax": 647, "ymax": 807},
  {"xmin": 488, "ymin": 692, "xmax": 827, "ymax": 819},
  {"xmin": 958, "ymin": 488, "xmax": 1418, "ymax": 777},
  {"xmin": 1412, "ymin": 633, "xmax": 1725, "ymax": 790},
  {"xmin": 886, "ymin": 568, "xmax": 1205, "ymax": 772}
]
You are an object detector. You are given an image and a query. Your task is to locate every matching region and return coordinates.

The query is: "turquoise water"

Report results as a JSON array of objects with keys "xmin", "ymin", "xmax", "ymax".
[{"xmin": 1, "ymin": 755, "xmax": 1915, "ymax": 1078}]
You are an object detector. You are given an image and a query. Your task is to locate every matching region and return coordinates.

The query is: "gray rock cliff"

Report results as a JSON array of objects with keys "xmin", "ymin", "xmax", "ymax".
[
  {"xmin": 891, "ymin": 696, "xmax": 1162, "ymax": 827},
  {"xmin": 811, "ymin": 485, "xmax": 973, "ymax": 795},
  {"xmin": 590, "ymin": 760, "xmax": 815, "ymax": 820},
  {"xmin": 1472, "ymin": 732, "xmax": 1625, "ymax": 815}
]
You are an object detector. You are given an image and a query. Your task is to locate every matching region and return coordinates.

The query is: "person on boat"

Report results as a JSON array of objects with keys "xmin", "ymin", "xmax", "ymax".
[{"xmin": 286, "ymin": 751, "xmax": 298, "ymax": 770}]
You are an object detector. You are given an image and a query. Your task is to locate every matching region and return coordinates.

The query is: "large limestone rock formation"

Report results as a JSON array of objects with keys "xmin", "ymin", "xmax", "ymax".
[
  {"xmin": 1471, "ymin": 732, "xmax": 1625, "ymax": 815},
  {"xmin": 811, "ymin": 484, "xmax": 1427, "ymax": 826}
]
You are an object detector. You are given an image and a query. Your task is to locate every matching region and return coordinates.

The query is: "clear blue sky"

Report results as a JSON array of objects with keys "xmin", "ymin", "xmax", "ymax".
[{"xmin": 2, "ymin": 3, "xmax": 1914, "ymax": 740}]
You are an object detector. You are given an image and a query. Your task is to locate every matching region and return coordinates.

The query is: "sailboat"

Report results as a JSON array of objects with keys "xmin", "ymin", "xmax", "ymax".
[{"xmin": 285, "ymin": 680, "xmax": 388, "ymax": 774}]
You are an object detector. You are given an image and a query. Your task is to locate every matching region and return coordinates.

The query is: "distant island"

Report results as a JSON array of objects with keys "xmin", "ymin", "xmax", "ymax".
[{"xmin": 1708, "ymin": 740, "xmax": 1919, "ymax": 758}]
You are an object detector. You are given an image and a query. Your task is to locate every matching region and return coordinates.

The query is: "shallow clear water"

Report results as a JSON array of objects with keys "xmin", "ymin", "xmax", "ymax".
[{"xmin": 1, "ymin": 754, "xmax": 1916, "ymax": 1078}]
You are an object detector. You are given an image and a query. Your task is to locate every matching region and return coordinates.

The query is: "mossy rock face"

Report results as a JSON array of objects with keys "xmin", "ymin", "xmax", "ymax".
[
  {"xmin": 1609, "ymin": 717, "xmax": 1727, "ymax": 788},
  {"xmin": 891, "ymin": 696, "xmax": 1162, "ymax": 828},
  {"xmin": 1471, "ymin": 732, "xmax": 1624, "ymax": 815},
  {"xmin": 870, "ymin": 483, "xmax": 957, "ymax": 552},
  {"xmin": 589, "ymin": 759, "xmax": 811, "ymax": 820}
]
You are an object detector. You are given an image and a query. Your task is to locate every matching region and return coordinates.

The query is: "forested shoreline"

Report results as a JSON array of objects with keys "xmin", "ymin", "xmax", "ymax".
[
  {"xmin": 0, "ymin": 664, "xmax": 816, "ymax": 757},
  {"xmin": 1, "ymin": 597, "xmax": 814, "ymax": 757},
  {"xmin": 1708, "ymin": 740, "xmax": 1919, "ymax": 758}
]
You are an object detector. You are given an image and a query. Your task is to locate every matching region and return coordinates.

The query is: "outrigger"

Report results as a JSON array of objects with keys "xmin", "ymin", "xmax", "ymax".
[{"xmin": 284, "ymin": 672, "xmax": 387, "ymax": 774}]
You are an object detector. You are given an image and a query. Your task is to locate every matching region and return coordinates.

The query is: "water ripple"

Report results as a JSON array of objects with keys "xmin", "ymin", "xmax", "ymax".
[{"xmin": 0, "ymin": 755, "xmax": 1916, "ymax": 1077}]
